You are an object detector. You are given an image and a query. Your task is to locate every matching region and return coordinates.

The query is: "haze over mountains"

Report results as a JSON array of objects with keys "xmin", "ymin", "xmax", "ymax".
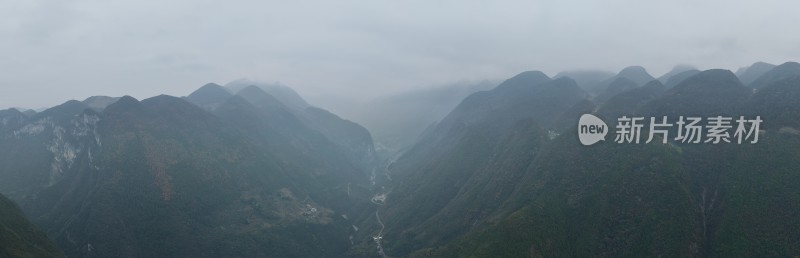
[{"xmin": 2, "ymin": 61, "xmax": 800, "ymax": 257}]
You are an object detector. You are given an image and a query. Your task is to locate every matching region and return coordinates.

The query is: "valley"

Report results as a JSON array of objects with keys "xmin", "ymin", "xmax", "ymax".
[{"xmin": 2, "ymin": 62, "xmax": 800, "ymax": 257}]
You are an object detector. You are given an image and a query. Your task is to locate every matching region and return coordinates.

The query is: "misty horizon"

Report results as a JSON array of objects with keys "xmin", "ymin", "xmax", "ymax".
[
  {"xmin": 4, "ymin": 1, "xmax": 800, "ymax": 257},
  {"xmin": 3, "ymin": 0, "xmax": 800, "ymax": 110},
  {"xmin": 0, "ymin": 62, "xmax": 788, "ymax": 111}
]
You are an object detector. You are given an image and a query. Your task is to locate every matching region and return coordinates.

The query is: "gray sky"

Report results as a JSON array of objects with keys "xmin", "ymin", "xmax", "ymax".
[{"xmin": 2, "ymin": 0, "xmax": 799, "ymax": 109}]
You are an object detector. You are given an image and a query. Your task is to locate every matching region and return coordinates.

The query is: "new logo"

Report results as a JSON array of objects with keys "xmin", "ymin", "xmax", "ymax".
[
  {"xmin": 577, "ymin": 114, "xmax": 762, "ymax": 146},
  {"xmin": 578, "ymin": 114, "xmax": 608, "ymax": 145}
]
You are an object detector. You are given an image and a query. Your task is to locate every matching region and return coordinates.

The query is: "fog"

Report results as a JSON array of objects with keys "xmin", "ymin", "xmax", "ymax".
[{"xmin": 2, "ymin": 0, "xmax": 799, "ymax": 110}]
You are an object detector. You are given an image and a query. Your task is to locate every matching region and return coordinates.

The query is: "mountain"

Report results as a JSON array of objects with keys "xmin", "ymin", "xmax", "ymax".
[
  {"xmin": 680, "ymin": 76, "xmax": 800, "ymax": 256},
  {"xmin": 615, "ymin": 66, "xmax": 656, "ymax": 86},
  {"xmin": 0, "ymin": 100, "xmax": 94, "ymax": 200},
  {"xmin": 597, "ymin": 80, "xmax": 666, "ymax": 119},
  {"xmin": 225, "ymin": 79, "xmax": 310, "ymax": 110},
  {"xmin": 4, "ymin": 63, "xmax": 800, "ymax": 257},
  {"xmin": 554, "ymin": 70, "xmax": 615, "ymax": 93},
  {"xmin": 735, "ymin": 61, "xmax": 776, "ymax": 85},
  {"xmin": 749, "ymin": 61, "xmax": 800, "ymax": 89},
  {"xmin": 0, "ymin": 193, "xmax": 62, "ymax": 257},
  {"xmin": 370, "ymin": 67, "xmax": 800, "ymax": 257},
  {"xmin": 373, "ymin": 72, "xmax": 590, "ymax": 256},
  {"xmin": 593, "ymin": 77, "xmax": 640, "ymax": 105},
  {"xmin": 0, "ymin": 108, "xmax": 29, "ymax": 133},
  {"xmin": 582, "ymin": 66, "xmax": 655, "ymax": 96},
  {"xmin": 416, "ymin": 133, "xmax": 699, "ymax": 257},
  {"xmin": 0, "ymin": 92, "xmax": 378, "ymax": 257},
  {"xmin": 83, "ymin": 96, "xmax": 121, "ymax": 112},
  {"xmin": 184, "ymin": 83, "xmax": 232, "ymax": 110},
  {"xmin": 9, "ymin": 108, "xmax": 37, "ymax": 117},
  {"xmin": 642, "ymin": 69, "xmax": 751, "ymax": 118},
  {"xmin": 186, "ymin": 82, "xmax": 378, "ymax": 174},
  {"xmin": 329, "ymin": 80, "xmax": 496, "ymax": 156},
  {"xmin": 745, "ymin": 75, "xmax": 800, "ymax": 129},
  {"xmin": 658, "ymin": 64, "xmax": 698, "ymax": 83},
  {"xmin": 302, "ymin": 107, "xmax": 377, "ymax": 169},
  {"xmin": 663, "ymin": 69, "xmax": 700, "ymax": 88}
]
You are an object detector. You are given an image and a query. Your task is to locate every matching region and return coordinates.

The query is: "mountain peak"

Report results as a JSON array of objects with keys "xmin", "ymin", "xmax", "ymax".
[
  {"xmin": 749, "ymin": 61, "xmax": 776, "ymax": 70},
  {"xmin": 736, "ymin": 61, "xmax": 775, "ymax": 75},
  {"xmin": 142, "ymin": 94, "xmax": 185, "ymax": 105},
  {"xmin": 658, "ymin": 64, "xmax": 698, "ymax": 83},
  {"xmin": 224, "ymin": 79, "xmax": 311, "ymax": 110},
  {"xmin": 617, "ymin": 66, "xmax": 655, "ymax": 85},
  {"xmin": 554, "ymin": 70, "xmax": 614, "ymax": 91},
  {"xmin": 664, "ymin": 69, "xmax": 700, "ymax": 88},
  {"xmin": 186, "ymin": 83, "xmax": 233, "ymax": 108},
  {"xmin": 618, "ymin": 66, "xmax": 648, "ymax": 76},
  {"xmin": 675, "ymin": 69, "xmax": 742, "ymax": 89},
  {"xmin": 83, "ymin": 96, "xmax": 121, "ymax": 112},
  {"xmin": 103, "ymin": 95, "xmax": 142, "ymax": 114},
  {"xmin": 777, "ymin": 61, "xmax": 800, "ymax": 69},
  {"xmin": 190, "ymin": 82, "xmax": 228, "ymax": 95},
  {"xmin": 592, "ymin": 77, "xmax": 638, "ymax": 105},
  {"xmin": 736, "ymin": 61, "xmax": 777, "ymax": 85},
  {"xmin": 142, "ymin": 95, "xmax": 217, "ymax": 123},
  {"xmin": 259, "ymin": 84, "xmax": 310, "ymax": 109},
  {"xmin": 748, "ymin": 62, "xmax": 800, "ymax": 89},
  {"xmin": 33, "ymin": 100, "xmax": 88, "ymax": 120},
  {"xmin": 237, "ymin": 85, "xmax": 268, "ymax": 96},
  {"xmin": 0, "ymin": 107, "xmax": 24, "ymax": 117},
  {"xmin": 235, "ymin": 85, "xmax": 289, "ymax": 111},
  {"xmin": 551, "ymin": 76, "xmax": 580, "ymax": 88},
  {"xmin": 117, "ymin": 95, "xmax": 139, "ymax": 104},
  {"xmin": 494, "ymin": 71, "xmax": 551, "ymax": 90}
]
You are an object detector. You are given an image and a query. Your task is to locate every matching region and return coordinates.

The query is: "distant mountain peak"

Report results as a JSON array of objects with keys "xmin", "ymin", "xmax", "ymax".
[
  {"xmin": 235, "ymin": 85, "xmax": 289, "ymax": 111},
  {"xmin": 33, "ymin": 99, "xmax": 89, "ymax": 120},
  {"xmin": 736, "ymin": 61, "xmax": 777, "ymax": 85},
  {"xmin": 748, "ymin": 62, "xmax": 800, "ymax": 89},
  {"xmin": 195, "ymin": 83, "xmax": 229, "ymax": 93},
  {"xmin": 494, "ymin": 70, "xmax": 551, "ymax": 90},
  {"xmin": 83, "ymin": 96, "xmax": 121, "ymax": 112},
  {"xmin": 551, "ymin": 76, "xmax": 580, "ymax": 88},
  {"xmin": 658, "ymin": 64, "xmax": 698, "ymax": 83},
  {"xmin": 675, "ymin": 69, "xmax": 742, "ymax": 89},
  {"xmin": 736, "ymin": 61, "xmax": 775, "ymax": 75},
  {"xmin": 777, "ymin": 61, "xmax": 800, "ymax": 68},
  {"xmin": 617, "ymin": 66, "xmax": 655, "ymax": 85},
  {"xmin": 750, "ymin": 61, "xmax": 776, "ymax": 69},
  {"xmin": 664, "ymin": 69, "xmax": 700, "ymax": 88},
  {"xmin": 644, "ymin": 69, "xmax": 749, "ymax": 118},
  {"xmin": 592, "ymin": 77, "xmax": 638, "ymax": 105},
  {"xmin": 225, "ymin": 79, "xmax": 310, "ymax": 110},
  {"xmin": 202, "ymin": 82, "xmax": 224, "ymax": 88},
  {"xmin": 103, "ymin": 95, "xmax": 142, "ymax": 114},
  {"xmin": 117, "ymin": 95, "xmax": 139, "ymax": 104},
  {"xmin": 619, "ymin": 65, "xmax": 648, "ymax": 74},
  {"xmin": 553, "ymin": 70, "xmax": 615, "ymax": 94},
  {"xmin": 186, "ymin": 83, "xmax": 233, "ymax": 109},
  {"xmin": 237, "ymin": 85, "xmax": 268, "ymax": 96},
  {"xmin": 143, "ymin": 94, "xmax": 185, "ymax": 104},
  {"xmin": 0, "ymin": 107, "xmax": 25, "ymax": 117}
]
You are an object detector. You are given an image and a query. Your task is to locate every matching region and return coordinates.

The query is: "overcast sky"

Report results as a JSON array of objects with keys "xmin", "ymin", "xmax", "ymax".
[{"xmin": 2, "ymin": 0, "xmax": 799, "ymax": 109}]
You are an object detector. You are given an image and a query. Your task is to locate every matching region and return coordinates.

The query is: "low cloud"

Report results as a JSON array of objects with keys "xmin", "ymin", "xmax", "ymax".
[{"xmin": 1, "ymin": 0, "xmax": 799, "ymax": 109}]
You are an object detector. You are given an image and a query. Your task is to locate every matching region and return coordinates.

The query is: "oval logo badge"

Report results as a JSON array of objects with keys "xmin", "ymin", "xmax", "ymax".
[{"xmin": 578, "ymin": 114, "xmax": 608, "ymax": 146}]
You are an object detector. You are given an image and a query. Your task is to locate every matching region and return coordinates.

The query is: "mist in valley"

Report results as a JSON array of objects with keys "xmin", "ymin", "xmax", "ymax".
[{"xmin": 3, "ymin": 1, "xmax": 800, "ymax": 258}]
